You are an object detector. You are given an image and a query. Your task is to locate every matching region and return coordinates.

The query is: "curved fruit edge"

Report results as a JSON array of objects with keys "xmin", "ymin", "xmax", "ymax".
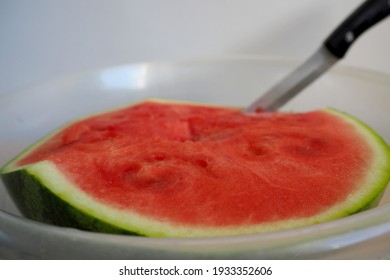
[
  {"xmin": 1, "ymin": 102, "xmax": 390, "ymax": 237},
  {"xmin": 1, "ymin": 166, "xmax": 139, "ymax": 235},
  {"xmin": 324, "ymin": 108, "xmax": 390, "ymax": 214}
]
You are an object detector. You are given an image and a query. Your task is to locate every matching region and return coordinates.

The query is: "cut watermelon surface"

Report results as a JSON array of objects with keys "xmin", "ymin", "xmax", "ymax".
[{"xmin": 1, "ymin": 100, "xmax": 390, "ymax": 237}]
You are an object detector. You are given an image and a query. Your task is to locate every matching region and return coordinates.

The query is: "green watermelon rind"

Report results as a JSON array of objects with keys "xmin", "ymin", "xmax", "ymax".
[
  {"xmin": 1, "ymin": 168, "xmax": 138, "ymax": 235},
  {"xmin": 1, "ymin": 105, "xmax": 390, "ymax": 238}
]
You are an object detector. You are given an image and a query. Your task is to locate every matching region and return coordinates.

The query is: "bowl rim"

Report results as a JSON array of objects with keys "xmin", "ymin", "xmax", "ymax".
[
  {"xmin": 1, "ymin": 56, "xmax": 389, "ymax": 256},
  {"xmin": 1, "ymin": 54, "xmax": 390, "ymax": 100}
]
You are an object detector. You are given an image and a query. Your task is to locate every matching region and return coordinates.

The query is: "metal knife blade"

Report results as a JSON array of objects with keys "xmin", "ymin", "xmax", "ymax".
[{"xmin": 244, "ymin": 46, "xmax": 338, "ymax": 113}]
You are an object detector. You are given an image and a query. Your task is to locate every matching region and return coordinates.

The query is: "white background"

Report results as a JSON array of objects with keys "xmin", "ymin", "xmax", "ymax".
[{"xmin": 1, "ymin": 0, "xmax": 389, "ymax": 96}]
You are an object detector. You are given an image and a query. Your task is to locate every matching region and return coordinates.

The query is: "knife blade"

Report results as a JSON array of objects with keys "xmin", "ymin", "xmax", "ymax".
[{"xmin": 245, "ymin": 46, "xmax": 337, "ymax": 113}]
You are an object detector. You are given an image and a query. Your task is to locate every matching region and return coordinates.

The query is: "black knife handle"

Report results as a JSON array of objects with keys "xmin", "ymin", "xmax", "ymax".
[{"xmin": 324, "ymin": 0, "xmax": 390, "ymax": 58}]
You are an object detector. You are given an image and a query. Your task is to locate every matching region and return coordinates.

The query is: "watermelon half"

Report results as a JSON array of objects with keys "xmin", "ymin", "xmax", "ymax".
[{"xmin": 1, "ymin": 100, "xmax": 390, "ymax": 238}]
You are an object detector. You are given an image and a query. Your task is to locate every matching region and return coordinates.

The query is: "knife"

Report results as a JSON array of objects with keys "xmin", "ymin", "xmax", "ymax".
[{"xmin": 245, "ymin": 0, "xmax": 390, "ymax": 113}]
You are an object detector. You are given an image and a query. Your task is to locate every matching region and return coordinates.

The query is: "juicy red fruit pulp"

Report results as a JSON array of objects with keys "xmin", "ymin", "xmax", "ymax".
[{"xmin": 18, "ymin": 102, "xmax": 372, "ymax": 227}]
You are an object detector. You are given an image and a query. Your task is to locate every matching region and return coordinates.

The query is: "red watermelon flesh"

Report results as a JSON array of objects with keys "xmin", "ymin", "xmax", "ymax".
[{"xmin": 10, "ymin": 100, "xmax": 385, "ymax": 231}]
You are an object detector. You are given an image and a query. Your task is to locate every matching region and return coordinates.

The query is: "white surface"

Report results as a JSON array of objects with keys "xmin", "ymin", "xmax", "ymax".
[{"xmin": 1, "ymin": 0, "xmax": 389, "ymax": 96}]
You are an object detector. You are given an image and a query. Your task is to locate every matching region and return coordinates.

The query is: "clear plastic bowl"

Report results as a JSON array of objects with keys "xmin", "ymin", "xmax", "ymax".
[{"xmin": 0, "ymin": 57, "xmax": 389, "ymax": 259}]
